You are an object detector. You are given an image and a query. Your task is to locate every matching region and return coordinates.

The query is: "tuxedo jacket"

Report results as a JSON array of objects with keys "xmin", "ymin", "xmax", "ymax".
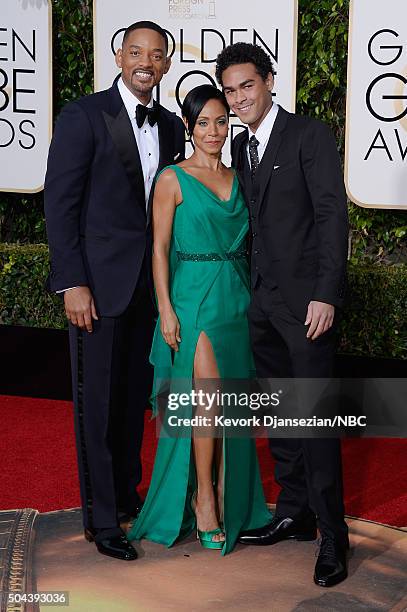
[
  {"xmin": 232, "ymin": 106, "xmax": 348, "ymax": 322},
  {"xmin": 44, "ymin": 83, "xmax": 185, "ymax": 317}
]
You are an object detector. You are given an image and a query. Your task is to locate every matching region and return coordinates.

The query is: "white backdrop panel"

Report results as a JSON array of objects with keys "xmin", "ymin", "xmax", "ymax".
[
  {"xmin": 0, "ymin": 0, "xmax": 52, "ymax": 193},
  {"xmin": 346, "ymin": 0, "xmax": 407, "ymax": 208}
]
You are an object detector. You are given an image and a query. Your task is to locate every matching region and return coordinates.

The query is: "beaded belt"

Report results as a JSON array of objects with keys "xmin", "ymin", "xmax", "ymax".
[{"xmin": 176, "ymin": 249, "xmax": 247, "ymax": 262}]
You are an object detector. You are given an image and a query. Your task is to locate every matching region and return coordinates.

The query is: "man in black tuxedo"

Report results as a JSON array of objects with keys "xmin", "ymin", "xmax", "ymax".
[
  {"xmin": 216, "ymin": 43, "xmax": 349, "ymax": 586},
  {"xmin": 44, "ymin": 21, "xmax": 185, "ymax": 560}
]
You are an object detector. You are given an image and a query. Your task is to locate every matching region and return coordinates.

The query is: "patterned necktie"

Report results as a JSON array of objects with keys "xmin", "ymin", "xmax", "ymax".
[
  {"xmin": 249, "ymin": 135, "xmax": 260, "ymax": 179},
  {"xmin": 136, "ymin": 104, "xmax": 159, "ymax": 128}
]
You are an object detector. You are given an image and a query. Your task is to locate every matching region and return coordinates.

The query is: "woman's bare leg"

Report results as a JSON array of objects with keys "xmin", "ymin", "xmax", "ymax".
[
  {"xmin": 193, "ymin": 332, "xmax": 225, "ymax": 542},
  {"xmin": 215, "ymin": 440, "xmax": 224, "ymax": 523}
]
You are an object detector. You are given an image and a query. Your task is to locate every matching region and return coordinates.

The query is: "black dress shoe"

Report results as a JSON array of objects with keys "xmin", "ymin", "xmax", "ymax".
[
  {"xmin": 238, "ymin": 515, "xmax": 317, "ymax": 546},
  {"xmin": 314, "ymin": 537, "xmax": 348, "ymax": 587},
  {"xmin": 84, "ymin": 527, "xmax": 138, "ymax": 561}
]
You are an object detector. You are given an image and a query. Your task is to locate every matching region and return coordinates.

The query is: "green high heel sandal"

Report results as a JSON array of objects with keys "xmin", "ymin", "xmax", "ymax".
[
  {"xmin": 191, "ymin": 490, "xmax": 225, "ymax": 550},
  {"xmin": 197, "ymin": 527, "xmax": 225, "ymax": 550}
]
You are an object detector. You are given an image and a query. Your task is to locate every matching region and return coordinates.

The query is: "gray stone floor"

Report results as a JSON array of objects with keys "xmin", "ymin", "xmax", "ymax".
[
  {"xmin": 29, "ymin": 509, "xmax": 407, "ymax": 612},
  {"xmin": 0, "ymin": 509, "xmax": 38, "ymax": 611}
]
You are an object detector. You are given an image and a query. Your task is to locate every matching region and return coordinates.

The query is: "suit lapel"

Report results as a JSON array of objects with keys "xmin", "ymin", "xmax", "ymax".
[
  {"xmin": 103, "ymin": 85, "xmax": 146, "ymax": 212},
  {"xmin": 234, "ymin": 129, "xmax": 251, "ymax": 200},
  {"xmin": 254, "ymin": 107, "xmax": 288, "ymax": 209},
  {"xmin": 157, "ymin": 104, "xmax": 174, "ymax": 172}
]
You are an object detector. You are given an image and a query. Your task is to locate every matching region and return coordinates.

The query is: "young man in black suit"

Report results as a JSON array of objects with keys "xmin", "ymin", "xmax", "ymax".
[
  {"xmin": 216, "ymin": 43, "xmax": 349, "ymax": 587},
  {"xmin": 44, "ymin": 21, "xmax": 185, "ymax": 560}
]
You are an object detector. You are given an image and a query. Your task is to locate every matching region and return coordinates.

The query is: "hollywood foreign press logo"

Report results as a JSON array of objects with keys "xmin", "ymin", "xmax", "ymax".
[{"xmin": 168, "ymin": 0, "xmax": 216, "ymax": 20}]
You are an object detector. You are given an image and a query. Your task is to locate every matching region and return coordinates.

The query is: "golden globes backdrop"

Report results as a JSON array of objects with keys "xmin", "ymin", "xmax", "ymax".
[
  {"xmin": 345, "ymin": 0, "xmax": 407, "ymax": 209},
  {"xmin": 93, "ymin": 0, "xmax": 298, "ymax": 163},
  {"xmin": 0, "ymin": 0, "xmax": 52, "ymax": 193}
]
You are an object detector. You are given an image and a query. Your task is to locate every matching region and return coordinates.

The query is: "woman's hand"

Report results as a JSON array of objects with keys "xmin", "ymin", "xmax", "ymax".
[{"xmin": 160, "ymin": 307, "xmax": 181, "ymax": 351}]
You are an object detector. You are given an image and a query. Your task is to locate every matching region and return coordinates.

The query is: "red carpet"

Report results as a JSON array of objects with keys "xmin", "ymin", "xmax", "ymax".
[{"xmin": 1, "ymin": 395, "xmax": 406, "ymax": 526}]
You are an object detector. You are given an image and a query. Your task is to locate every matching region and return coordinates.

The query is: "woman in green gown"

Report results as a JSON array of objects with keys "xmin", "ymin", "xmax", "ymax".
[{"xmin": 127, "ymin": 85, "xmax": 271, "ymax": 554}]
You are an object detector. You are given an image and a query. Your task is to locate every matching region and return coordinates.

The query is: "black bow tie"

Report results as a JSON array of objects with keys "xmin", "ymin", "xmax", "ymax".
[{"xmin": 136, "ymin": 104, "xmax": 159, "ymax": 128}]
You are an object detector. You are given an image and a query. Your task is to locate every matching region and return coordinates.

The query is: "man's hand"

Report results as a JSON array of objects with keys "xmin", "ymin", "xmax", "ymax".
[
  {"xmin": 304, "ymin": 300, "xmax": 335, "ymax": 340},
  {"xmin": 64, "ymin": 286, "xmax": 98, "ymax": 332}
]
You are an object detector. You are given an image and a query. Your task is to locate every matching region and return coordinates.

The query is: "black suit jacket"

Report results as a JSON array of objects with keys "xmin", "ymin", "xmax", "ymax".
[
  {"xmin": 232, "ymin": 106, "xmax": 348, "ymax": 322},
  {"xmin": 44, "ymin": 83, "xmax": 185, "ymax": 317}
]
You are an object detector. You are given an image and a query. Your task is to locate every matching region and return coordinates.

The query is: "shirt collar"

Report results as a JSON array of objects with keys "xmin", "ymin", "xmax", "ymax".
[
  {"xmin": 117, "ymin": 77, "xmax": 154, "ymax": 122},
  {"xmin": 248, "ymin": 102, "xmax": 279, "ymax": 145}
]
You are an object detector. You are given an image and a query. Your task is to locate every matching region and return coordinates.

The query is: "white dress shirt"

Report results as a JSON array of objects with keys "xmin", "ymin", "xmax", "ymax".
[
  {"xmin": 247, "ymin": 103, "xmax": 279, "ymax": 168},
  {"xmin": 117, "ymin": 77, "xmax": 159, "ymax": 208}
]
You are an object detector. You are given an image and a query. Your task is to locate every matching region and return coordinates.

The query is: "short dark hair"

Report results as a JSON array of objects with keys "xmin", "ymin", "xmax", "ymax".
[
  {"xmin": 215, "ymin": 42, "xmax": 275, "ymax": 85},
  {"xmin": 181, "ymin": 85, "xmax": 229, "ymax": 136},
  {"xmin": 123, "ymin": 21, "xmax": 168, "ymax": 53}
]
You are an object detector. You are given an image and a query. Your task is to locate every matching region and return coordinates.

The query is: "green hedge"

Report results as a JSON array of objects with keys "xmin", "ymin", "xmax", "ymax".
[
  {"xmin": 340, "ymin": 264, "xmax": 407, "ymax": 359},
  {"xmin": 1, "ymin": 244, "xmax": 406, "ymax": 359},
  {"xmin": 0, "ymin": 244, "xmax": 65, "ymax": 329}
]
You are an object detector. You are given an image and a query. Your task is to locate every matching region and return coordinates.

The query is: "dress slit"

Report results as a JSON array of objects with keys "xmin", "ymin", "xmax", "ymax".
[{"xmin": 191, "ymin": 329, "xmax": 226, "ymax": 552}]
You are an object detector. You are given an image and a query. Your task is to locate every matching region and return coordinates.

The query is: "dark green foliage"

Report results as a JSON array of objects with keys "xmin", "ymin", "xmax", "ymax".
[
  {"xmin": 339, "ymin": 264, "xmax": 407, "ymax": 359},
  {"xmin": 297, "ymin": 0, "xmax": 348, "ymax": 145},
  {"xmin": 0, "ymin": 244, "xmax": 66, "ymax": 329},
  {"xmin": 1, "ymin": 244, "xmax": 406, "ymax": 359},
  {"xmin": 0, "ymin": 195, "xmax": 47, "ymax": 244},
  {"xmin": 51, "ymin": 0, "xmax": 94, "ymax": 114}
]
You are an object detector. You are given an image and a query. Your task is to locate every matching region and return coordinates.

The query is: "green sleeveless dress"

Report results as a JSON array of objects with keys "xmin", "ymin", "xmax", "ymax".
[{"xmin": 127, "ymin": 165, "xmax": 271, "ymax": 555}]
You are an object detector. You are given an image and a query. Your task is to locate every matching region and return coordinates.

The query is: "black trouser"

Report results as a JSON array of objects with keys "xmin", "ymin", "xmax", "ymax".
[
  {"xmin": 248, "ymin": 281, "xmax": 348, "ymax": 544},
  {"xmin": 68, "ymin": 273, "xmax": 155, "ymax": 530}
]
